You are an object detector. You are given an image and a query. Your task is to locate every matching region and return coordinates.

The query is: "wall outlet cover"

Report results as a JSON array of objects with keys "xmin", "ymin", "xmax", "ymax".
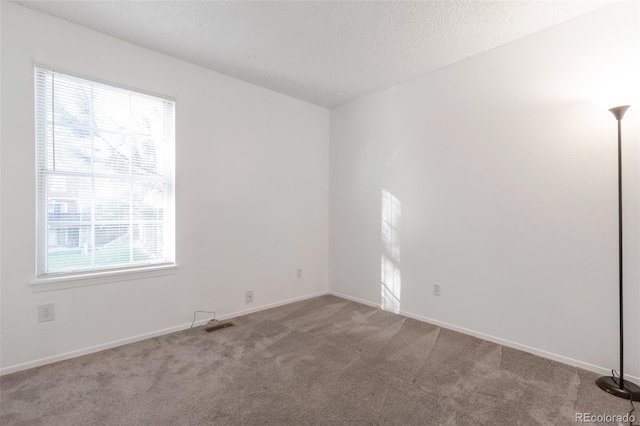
[
  {"xmin": 38, "ymin": 303, "xmax": 55, "ymax": 322},
  {"xmin": 433, "ymin": 283, "xmax": 441, "ymax": 297}
]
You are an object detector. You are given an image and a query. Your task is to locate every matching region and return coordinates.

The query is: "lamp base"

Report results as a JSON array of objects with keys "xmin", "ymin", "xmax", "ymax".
[{"xmin": 596, "ymin": 376, "xmax": 640, "ymax": 401}]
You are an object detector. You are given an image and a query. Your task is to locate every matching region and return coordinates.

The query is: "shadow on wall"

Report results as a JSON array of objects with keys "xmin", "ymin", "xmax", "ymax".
[{"xmin": 381, "ymin": 188, "xmax": 402, "ymax": 313}]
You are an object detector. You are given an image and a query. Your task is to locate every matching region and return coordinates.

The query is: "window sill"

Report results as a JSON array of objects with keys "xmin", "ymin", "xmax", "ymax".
[{"xmin": 29, "ymin": 264, "xmax": 179, "ymax": 292}]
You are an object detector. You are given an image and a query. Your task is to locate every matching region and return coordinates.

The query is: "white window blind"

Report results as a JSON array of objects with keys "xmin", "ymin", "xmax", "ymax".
[{"xmin": 35, "ymin": 67, "xmax": 175, "ymax": 277}]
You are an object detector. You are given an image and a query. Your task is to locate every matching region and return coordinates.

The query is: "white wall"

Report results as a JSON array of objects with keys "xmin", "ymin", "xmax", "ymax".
[
  {"xmin": 330, "ymin": 2, "xmax": 640, "ymax": 378},
  {"xmin": 0, "ymin": 2, "xmax": 329, "ymax": 372}
]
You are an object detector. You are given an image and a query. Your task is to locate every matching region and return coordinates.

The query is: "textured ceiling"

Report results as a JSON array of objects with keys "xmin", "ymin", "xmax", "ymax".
[{"xmin": 15, "ymin": 0, "xmax": 611, "ymax": 108}]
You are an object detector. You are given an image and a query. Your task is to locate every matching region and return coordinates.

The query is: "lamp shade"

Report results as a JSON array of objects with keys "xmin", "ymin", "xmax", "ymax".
[{"xmin": 590, "ymin": 56, "xmax": 640, "ymax": 111}]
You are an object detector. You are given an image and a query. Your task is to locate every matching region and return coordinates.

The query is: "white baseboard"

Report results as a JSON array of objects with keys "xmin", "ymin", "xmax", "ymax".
[
  {"xmin": 0, "ymin": 290, "xmax": 329, "ymax": 376},
  {"xmin": 215, "ymin": 290, "xmax": 329, "ymax": 321},
  {"xmin": 328, "ymin": 290, "xmax": 640, "ymax": 383}
]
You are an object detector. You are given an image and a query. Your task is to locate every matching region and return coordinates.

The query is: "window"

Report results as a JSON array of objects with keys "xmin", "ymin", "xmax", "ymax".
[{"xmin": 35, "ymin": 67, "xmax": 175, "ymax": 278}]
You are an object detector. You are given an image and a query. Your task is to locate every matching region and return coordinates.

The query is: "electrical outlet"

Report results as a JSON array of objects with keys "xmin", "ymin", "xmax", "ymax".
[
  {"xmin": 297, "ymin": 269, "xmax": 302, "ymax": 279},
  {"xmin": 433, "ymin": 283, "xmax": 441, "ymax": 297},
  {"xmin": 245, "ymin": 290, "xmax": 253, "ymax": 303},
  {"xmin": 38, "ymin": 303, "xmax": 55, "ymax": 322}
]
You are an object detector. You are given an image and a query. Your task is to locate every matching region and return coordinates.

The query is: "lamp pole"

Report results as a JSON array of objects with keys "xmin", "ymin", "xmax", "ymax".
[{"xmin": 595, "ymin": 105, "xmax": 640, "ymax": 401}]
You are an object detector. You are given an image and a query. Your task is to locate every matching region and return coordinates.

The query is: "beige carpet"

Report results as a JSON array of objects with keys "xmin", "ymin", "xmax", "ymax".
[{"xmin": 0, "ymin": 295, "xmax": 634, "ymax": 425}]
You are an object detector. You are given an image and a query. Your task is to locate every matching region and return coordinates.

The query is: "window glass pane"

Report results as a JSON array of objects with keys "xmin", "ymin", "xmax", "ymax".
[
  {"xmin": 48, "ymin": 125, "xmax": 93, "ymax": 173},
  {"xmin": 93, "ymin": 85, "xmax": 130, "ymax": 133},
  {"xmin": 46, "ymin": 174, "xmax": 93, "ymax": 222},
  {"xmin": 94, "ymin": 225, "xmax": 131, "ymax": 266},
  {"xmin": 53, "ymin": 76, "xmax": 93, "ymax": 130},
  {"xmin": 138, "ymin": 223, "xmax": 164, "ymax": 259},
  {"xmin": 47, "ymin": 226, "xmax": 91, "ymax": 272},
  {"xmin": 94, "ymin": 178, "xmax": 131, "ymax": 222},
  {"xmin": 133, "ymin": 181, "xmax": 164, "ymax": 221}
]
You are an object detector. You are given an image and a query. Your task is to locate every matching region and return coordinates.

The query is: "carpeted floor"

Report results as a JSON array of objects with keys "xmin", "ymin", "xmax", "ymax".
[{"xmin": 0, "ymin": 294, "xmax": 634, "ymax": 425}]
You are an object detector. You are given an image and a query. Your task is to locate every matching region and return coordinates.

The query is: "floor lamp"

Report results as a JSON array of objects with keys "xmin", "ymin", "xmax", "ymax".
[{"xmin": 591, "ymin": 61, "xmax": 640, "ymax": 402}]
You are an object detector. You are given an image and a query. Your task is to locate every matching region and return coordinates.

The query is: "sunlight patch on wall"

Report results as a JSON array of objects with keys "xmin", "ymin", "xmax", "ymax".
[{"xmin": 381, "ymin": 189, "xmax": 401, "ymax": 313}]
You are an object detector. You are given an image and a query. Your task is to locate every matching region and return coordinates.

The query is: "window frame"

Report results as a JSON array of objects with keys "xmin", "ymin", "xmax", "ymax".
[{"xmin": 32, "ymin": 64, "xmax": 177, "ymax": 288}]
